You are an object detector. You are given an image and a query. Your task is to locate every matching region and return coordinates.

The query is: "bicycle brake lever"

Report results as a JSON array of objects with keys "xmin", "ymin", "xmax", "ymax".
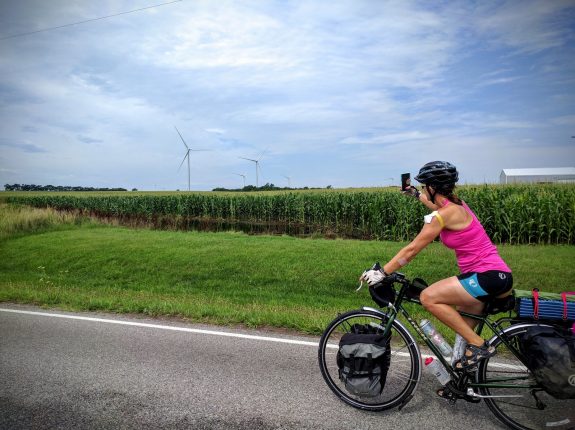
[{"xmin": 356, "ymin": 281, "xmax": 364, "ymax": 292}]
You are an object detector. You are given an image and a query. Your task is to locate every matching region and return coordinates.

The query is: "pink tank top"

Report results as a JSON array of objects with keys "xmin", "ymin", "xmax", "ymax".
[{"xmin": 439, "ymin": 201, "xmax": 511, "ymax": 274}]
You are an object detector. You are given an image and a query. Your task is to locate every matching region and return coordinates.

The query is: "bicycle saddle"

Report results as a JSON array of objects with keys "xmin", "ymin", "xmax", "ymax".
[{"xmin": 484, "ymin": 294, "xmax": 516, "ymax": 315}]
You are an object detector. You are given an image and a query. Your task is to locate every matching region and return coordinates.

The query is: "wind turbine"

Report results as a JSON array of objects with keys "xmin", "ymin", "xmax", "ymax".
[
  {"xmin": 233, "ymin": 173, "xmax": 246, "ymax": 188},
  {"xmin": 175, "ymin": 126, "xmax": 210, "ymax": 191},
  {"xmin": 283, "ymin": 175, "xmax": 292, "ymax": 188},
  {"xmin": 239, "ymin": 150, "xmax": 266, "ymax": 188}
]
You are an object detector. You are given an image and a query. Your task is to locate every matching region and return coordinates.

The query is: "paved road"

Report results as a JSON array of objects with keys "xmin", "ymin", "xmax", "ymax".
[{"xmin": 0, "ymin": 305, "xmax": 506, "ymax": 430}]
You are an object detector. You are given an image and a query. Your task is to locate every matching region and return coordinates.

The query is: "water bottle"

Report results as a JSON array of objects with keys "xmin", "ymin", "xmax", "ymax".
[
  {"xmin": 420, "ymin": 319, "xmax": 453, "ymax": 356},
  {"xmin": 451, "ymin": 334, "xmax": 468, "ymax": 367},
  {"xmin": 424, "ymin": 356, "xmax": 451, "ymax": 385}
]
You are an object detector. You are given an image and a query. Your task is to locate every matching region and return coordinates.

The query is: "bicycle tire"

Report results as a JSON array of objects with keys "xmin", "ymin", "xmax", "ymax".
[
  {"xmin": 477, "ymin": 322, "xmax": 575, "ymax": 430},
  {"xmin": 318, "ymin": 309, "xmax": 421, "ymax": 411}
]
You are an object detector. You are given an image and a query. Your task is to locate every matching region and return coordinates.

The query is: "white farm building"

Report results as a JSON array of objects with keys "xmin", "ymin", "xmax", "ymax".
[{"xmin": 500, "ymin": 167, "xmax": 575, "ymax": 184}]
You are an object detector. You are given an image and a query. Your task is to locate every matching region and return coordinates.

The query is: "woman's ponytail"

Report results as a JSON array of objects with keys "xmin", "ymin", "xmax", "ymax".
[{"xmin": 437, "ymin": 184, "xmax": 462, "ymax": 205}]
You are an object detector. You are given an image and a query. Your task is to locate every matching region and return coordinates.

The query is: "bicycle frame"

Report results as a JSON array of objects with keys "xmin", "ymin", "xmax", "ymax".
[{"xmin": 368, "ymin": 276, "xmax": 536, "ymax": 391}]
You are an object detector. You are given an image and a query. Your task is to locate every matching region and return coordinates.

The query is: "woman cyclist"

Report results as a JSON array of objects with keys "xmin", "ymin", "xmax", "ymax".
[{"xmin": 360, "ymin": 161, "xmax": 513, "ymax": 372}]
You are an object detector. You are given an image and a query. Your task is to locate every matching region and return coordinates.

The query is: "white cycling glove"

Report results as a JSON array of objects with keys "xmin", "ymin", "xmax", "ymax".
[
  {"xmin": 360, "ymin": 262, "xmax": 388, "ymax": 286},
  {"xmin": 361, "ymin": 269, "xmax": 386, "ymax": 286}
]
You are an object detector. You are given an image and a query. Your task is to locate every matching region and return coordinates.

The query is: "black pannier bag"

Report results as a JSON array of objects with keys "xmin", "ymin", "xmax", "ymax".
[
  {"xmin": 336, "ymin": 323, "xmax": 392, "ymax": 397},
  {"xmin": 521, "ymin": 326, "xmax": 575, "ymax": 399}
]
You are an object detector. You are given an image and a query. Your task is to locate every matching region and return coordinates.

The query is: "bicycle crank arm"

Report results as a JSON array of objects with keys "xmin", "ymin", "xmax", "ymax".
[{"xmin": 466, "ymin": 388, "xmax": 524, "ymax": 399}]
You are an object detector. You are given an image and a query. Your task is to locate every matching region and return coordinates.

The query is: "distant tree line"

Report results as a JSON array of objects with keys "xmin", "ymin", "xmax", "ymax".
[
  {"xmin": 212, "ymin": 183, "xmax": 332, "ymax": 192},
  {"xmin": 4, "ymin": 184, "xmax": 128, "ymax": 192}
]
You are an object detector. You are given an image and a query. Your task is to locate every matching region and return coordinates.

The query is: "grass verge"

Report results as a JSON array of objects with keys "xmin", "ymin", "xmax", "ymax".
[{"xmin": 1, "ymin": 204, "xmax": 574, "ymax": 340}]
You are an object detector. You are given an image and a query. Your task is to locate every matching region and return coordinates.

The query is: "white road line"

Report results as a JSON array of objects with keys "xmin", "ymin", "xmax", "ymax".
[
  {"xmin": 0, "ymin": 308, "xmax": 321, "ymax": 348},
  {"xmin": 0, "ymin": 308, "xmax": 528, "ymax": 370}
]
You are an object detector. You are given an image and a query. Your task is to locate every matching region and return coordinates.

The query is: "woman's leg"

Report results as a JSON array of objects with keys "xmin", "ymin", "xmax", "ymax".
[
  {"xmin": 457, "ymin": 303, "xmax": 485, "ymax": 331},
  {"xmin": 419, "ymin": 276, "xmax": 485, "ymax": 346}
]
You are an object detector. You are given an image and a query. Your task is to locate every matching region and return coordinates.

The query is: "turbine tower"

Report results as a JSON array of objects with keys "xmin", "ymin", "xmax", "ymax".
[
  {"xmin": 234, "ymin": 173, "xmax": 247, "ymax": 188},
  {"xmin": 283, "ymin": 175, "xmax": 292, "ymax": 188},
  {"xmin": 239, "ymin": 150, "xmax": 266, "ymax": 188},
  {"xmin": 175, "ymin": 126, "xmax": 209, "ymax": 191}
]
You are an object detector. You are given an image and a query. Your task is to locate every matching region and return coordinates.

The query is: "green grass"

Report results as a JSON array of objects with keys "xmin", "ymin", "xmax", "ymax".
[{"xmin": 1, "ymin": 203, "xmax": 574, "ymax": 338}]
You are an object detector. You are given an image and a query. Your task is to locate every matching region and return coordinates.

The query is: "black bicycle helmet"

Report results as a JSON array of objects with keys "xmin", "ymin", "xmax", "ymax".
[{"xmin": 414, "ymin": 161, "xmax": 459, "ymax": 186}]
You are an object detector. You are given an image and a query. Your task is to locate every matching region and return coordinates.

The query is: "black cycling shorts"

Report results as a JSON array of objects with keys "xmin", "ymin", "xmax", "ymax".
[{"xmin": 457, "ymin": 271, "xmax": 513, "ymax": 303}]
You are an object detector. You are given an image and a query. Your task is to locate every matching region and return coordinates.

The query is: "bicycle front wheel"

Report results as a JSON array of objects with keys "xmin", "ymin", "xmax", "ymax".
[
  {"xmin": 318, "ymin": 309, "xmax": 421, "ymax": 411},
  {"xmin": 477, "ymin": 322, "xmax": 575, "ymax": 430}
]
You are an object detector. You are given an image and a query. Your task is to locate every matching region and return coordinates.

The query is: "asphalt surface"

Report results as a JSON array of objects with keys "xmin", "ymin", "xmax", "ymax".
[{"xmin": 0, "ymin": 304, "xmax": 507, "ymax": 430}]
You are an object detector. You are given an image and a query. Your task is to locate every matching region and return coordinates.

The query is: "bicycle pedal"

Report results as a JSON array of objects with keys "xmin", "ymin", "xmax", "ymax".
[{"xmin": 436, "ymin": 387, "xmax": 457, "ymax": 404}]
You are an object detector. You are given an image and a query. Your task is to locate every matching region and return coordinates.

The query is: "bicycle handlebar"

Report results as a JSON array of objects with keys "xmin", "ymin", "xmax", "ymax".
[{"xmin": 367, "ymin": 272, "xmax": 428, "ymax": 307}]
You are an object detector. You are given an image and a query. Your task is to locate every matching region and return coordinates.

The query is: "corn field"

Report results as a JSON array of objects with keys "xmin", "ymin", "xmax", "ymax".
[{"xmin": 6, "ymin": 184, "xmax": 575, "ymax": 244}]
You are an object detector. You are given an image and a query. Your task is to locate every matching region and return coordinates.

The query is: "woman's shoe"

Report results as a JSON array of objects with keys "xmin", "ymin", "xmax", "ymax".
[{"xmin": 454, "ymin": 341, "xmax": 496, "ymax": 371}]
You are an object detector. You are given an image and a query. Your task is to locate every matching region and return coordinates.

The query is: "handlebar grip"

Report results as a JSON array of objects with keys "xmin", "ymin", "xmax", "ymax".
[{"xmin": 369, "ymin": 281, "xmax": 396, "ymax": 307}]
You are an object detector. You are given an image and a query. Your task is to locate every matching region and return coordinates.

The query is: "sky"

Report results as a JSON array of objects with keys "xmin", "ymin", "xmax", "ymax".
[{"xmin": 0, "ymin": 0, "xmax": 574, "ymax": 191}]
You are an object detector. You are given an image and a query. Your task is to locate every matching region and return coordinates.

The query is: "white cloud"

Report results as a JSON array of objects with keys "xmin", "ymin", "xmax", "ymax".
[
  {"xmin": 1, "ymin": 0, "xmax": 574, "ymax": 189},
  {"xmin": 142, "ymin": 5, "xmax": 299, "ymax": 71},
  {"xmin": 551, "ymin": 115, "xmax": 575, "ymax": 126},
  {"xmin": 340, "ymin": 131, "xmax": 431, "ymax": 146},
  {"xmin": 478, "ymin": 76, "xmax": 522, "ymax": 87},
  {"xmin": 475, "ymin": 0, "xmax": 574, "ymax": 53},
  {"xmin": 205, "ymin": 128, "xmax": 226, "ymax": 135}
]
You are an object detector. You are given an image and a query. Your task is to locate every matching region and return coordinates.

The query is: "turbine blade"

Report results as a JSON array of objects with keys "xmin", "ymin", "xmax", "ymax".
[
  {"xmin": 178, "ymin": 152, "xmax": 189, "ymax": 171},
  {"xmin": 174, "ymin": 126, "xmax": 189, "ymax": 150},
  {"xmin": 257, "ymin": 147, "xmax": 268, "ymax": 161},
  {"xmin": 239, "ymin": 156, "xmax": 257, "ymax": 162}
]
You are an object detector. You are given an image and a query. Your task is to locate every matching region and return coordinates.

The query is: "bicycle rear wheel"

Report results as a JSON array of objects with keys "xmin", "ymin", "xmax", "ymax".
[
  {"xmin": 477, "ymin": 322, "xmax": 575, "ymax": 430},
  {"xmin": 318, "ymin": 309, "xmax": 421, "ymax": 411}
]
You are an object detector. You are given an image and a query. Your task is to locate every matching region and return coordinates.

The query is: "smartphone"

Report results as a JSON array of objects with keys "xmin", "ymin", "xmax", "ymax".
[{"xmin": 401, "ymin": 173, "xmax": 411, "ymax": 191}]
